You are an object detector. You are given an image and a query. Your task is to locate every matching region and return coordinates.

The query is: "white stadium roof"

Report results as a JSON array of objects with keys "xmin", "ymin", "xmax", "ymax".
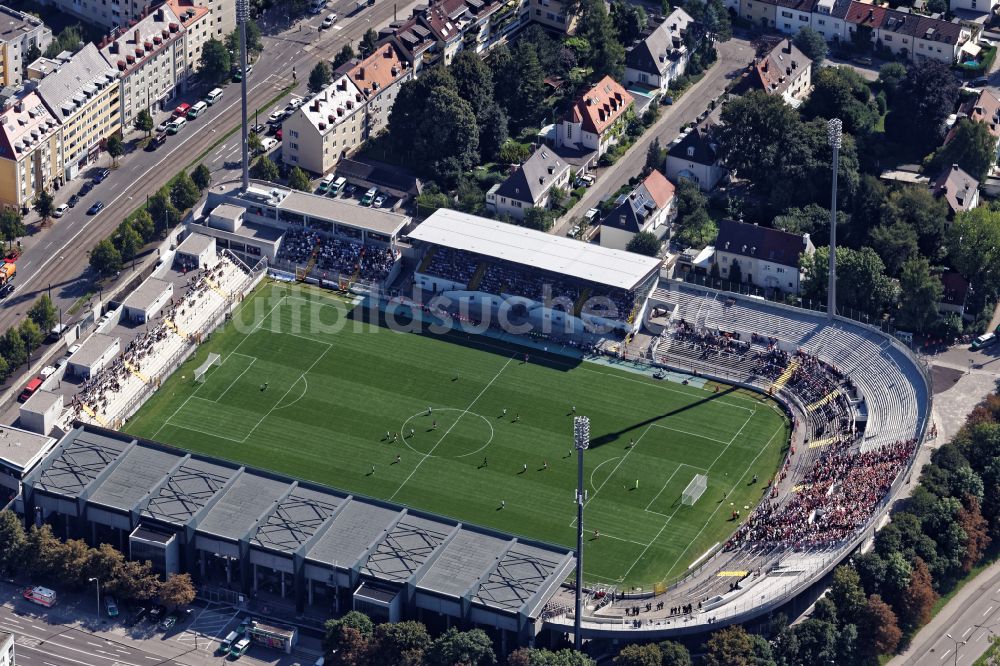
[{"xmin": 410, "ymin": 210, "xmax": 661, "ymax": 291}]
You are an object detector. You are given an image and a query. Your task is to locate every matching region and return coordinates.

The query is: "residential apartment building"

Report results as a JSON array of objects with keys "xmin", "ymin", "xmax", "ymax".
[
  {"xmin": 773, "ymin": 0, "xmax": 814, "ymax": 34},
  {"xmin": 601, "ymin": 169, "xmax": 675, "ymax": 251},
  {"xmin": 930, "ymin": 163, "xmax": 979, "ymax": 215},
  {"xmin": 810, "ymin": 0, "xmax": 851, "ymax": 43},
  {"xmin": 344, "ymin": 43, "xmax": 412, "ymax": 140},
  {"xmin": 195, "ymin": 0, "xmax": 233, "ymax": 40},
  {"xmin": 0, "ymin": 92, "xmax": 63, "ymax": 209},
  {"xmin": 950, "ymin": 0, "xmax": 997, "ymax": 17},
  {"xmin": 843, "ymin": 1, "xmax": 970, "ymax": 63},
  {"xmin": 487, "ymin": 146, "xmax": 570, "ymax": 220},
  {"xmin": 525, "ymin": 0, "xmax": 578, "ymax": 33},
  {"xmin": 624, "ymin": 8, "xmax": 694, "ymax": 93},
  {"xmin": 167, "ymin": 0, "xmax": 212, "ymax": 75},
  {"xmin": 714, "ymin": 218, "xmax": 814, "ymax": 293},
  {"xmin": 98, "ymin": 6, "xmax": 185, "ymax": 127},
  {"xmin": 0, "ymin": 5, "xmax": 52, "ymax": 87},
  {"xmin": 558, "ymin": 76, "xmax": 634, "ymax": 159},
  {"xmin": 282, "ymin": 74, "xmax": 365, "ymax": 174},
  {"xmin": 750, "ymin": 39, "xmax": 811, "ymax": 106},
  {"xmin": 740, "ymin": 0, "xmax": 778, "ymax": 31},
  {"xmin": 36, "ymin": 43, "xmax": 120, "ymax": 180}
]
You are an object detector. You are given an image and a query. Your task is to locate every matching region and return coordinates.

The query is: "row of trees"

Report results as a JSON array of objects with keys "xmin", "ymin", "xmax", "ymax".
[
  {"xmin": 199, "ymin": 22, "xmax": 264, "ymax": 86},
  {"xmin": 0, "ymin": 510, "xmax": 196, "ymax": 609},
  {"xmin": 89, "ymin": 166, "xmax": 210, "ymax": 277}
]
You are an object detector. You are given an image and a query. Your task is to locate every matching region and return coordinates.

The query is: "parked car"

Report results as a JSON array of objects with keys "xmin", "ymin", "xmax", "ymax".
[
  {"xmin": 276, "ymin": 128, "xmax": 282, "ymax": 141},
  {"xmin": 322, "ymin": 13, "xmax": 337, "ymax": 27},
  {"xmin": 584, "ymin": 208, "xmax": 600, "ymax": 224},
  {"xmin": 373, "ymin": 194, "xmax": 386, "ymax": 207},
  {"xmin": 172, "ymin": 103, "xmax": 191, "ymax": 118},
  {"xmin": 267, "ymin": 108, "xmax": 286, "ymax": 124},
  {"xmin": 232, "ymin": 64, "xmax": 253, "ymax": 81},
  {"xmin": 0, "ymin": 283, "xmax": 14, "ymax": 299},
  {"xmin": 287, "ymin": 97, "xmax": 304, "ymax": 110},
  {"xmin": 68, "ymin": 194, "xmax": 80, "ymax": 207},
  {"xmin": 574, "ymin": 174, "xmax": 595, "ymax": 188},
  {"xmin": 105, "ymin": 596, "xmax": 119, "ymax": 617},
  {"xmin": 166, "ymin": 117, "xmax": 186, "ymax": 134},
  {"xmin": 53, "ymin": 203, "xmax": 69, "ymax": 218},
  {"xmin": 156, "ymin": 120, "xmax": 171, "ymax": 133},
  {"xmin": 93, "ymin": 168, "xmax": 111, "ymax": 184},
  {"xmin": 87, "ymin": 201, "xmax": 105, "ymax": 215},
  {"xmin": 79, "ymin": 182, "xmax": 93, "ymax": 196},
  {"xmin": 258, "ymin": 137, "xmax": 278, "ymax": 153},
  {"xmin": 160, "ymin": 614, "xmax": 177, "ymax": 630},
  {"xmin": 969, "ymin": 76, "xmax": 990, "ymax": 89},
  {"xmin": 251, "ymin": 123, "xmax": 266, "ymax": 135},
  {"xmin": 148, "ymin": 605, "xmax": 165, "ymax": 622}
]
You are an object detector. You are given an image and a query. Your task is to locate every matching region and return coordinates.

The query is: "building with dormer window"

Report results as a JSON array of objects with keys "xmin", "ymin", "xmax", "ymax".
[
  {"xmin": 0, "ymin": 91, "xmax": 62, "ymax": 208},
  {"xmin": 557, "ymin": 76, "xmax": 634, "ymax": 159}
]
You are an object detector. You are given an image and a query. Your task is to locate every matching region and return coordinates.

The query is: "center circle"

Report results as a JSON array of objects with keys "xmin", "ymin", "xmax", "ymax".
[{"xmin": 400, "ymin": 408, "xmax": 495, "ymax": 458}]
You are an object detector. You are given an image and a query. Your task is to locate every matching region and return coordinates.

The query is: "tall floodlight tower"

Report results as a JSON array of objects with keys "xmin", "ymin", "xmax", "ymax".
[
  {"xmin": 237, "ymin": 0, "xmax": 250, "ymax": 191},
  {"xmin": 827, "ymin": 118, "xmax": 842, "ymax": 320},
  {"xmin": 573, "ymin": 416, "xmax": 590, "ymax": 651}
]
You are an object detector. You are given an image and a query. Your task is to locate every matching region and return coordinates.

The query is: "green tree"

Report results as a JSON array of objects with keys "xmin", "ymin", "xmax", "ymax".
[
  {"xmin": 114, "ymin": 222, "xmax": 143, "ymax": 267},
  {"xmin": 801, "ymin": 246, "xmax": 895, "ymax": 315},
  {"xmin": 89, "ymin": 238, "xmax": 122, "ymax": 277},
  {"xmin": 426, "ymin": 627, "xmax": 495, "ymax": 666},
  {"xmin": 147, "ymin": 190, "xmax": 180, "ymax": 236},
  {"xmin": 159, "ymin": 573, "xmax": 196, "ymax": 609},
  {"xmin": 887, "ymin": 60, "xmax": 960, "ymax": 151},
  {"xmin": 248, "ymin": 130, "xmax": 263, "ymax": 154},
  {"xmin": 0, "ymin": 510, "xmax": 26, "ymax": 574},
  {"xmin": 646, "ymin": 137, "xmax": 663, "ymax": 173},
  {"xmin": 414, "ymin": 87, "xmax": 480, "ymax": 187},
  {"xmin": 113, "ymin": 558, "xmax": 161, "ymax": 601},
  {"xmin": 803, "ymin": 67, "xmax": 878, "ymax": 135},
  {"xmin": 675, "ymin": 207, "xmax": 717, "ymax": 248},
  {"xmin": 323, "ymin": 611, "xmax": 374, "ymax": 655},
  {"xmin": 868, "ymin": 220, "xmax": 918, "ymax": 276},
  {"xmin": 199, "ymin": 38, "xmax": 232, "ymax": 85},
  {"xmin": 192, "ymin": 164, "xmax": 212, "ymax": 191},
  {"xmin": 878, "ymin": 62, "xmax": 907, "ymax": 104},
  {"xmin": 450, "ymin": 50, "xmax": 496, "ymax": 119},
  {"xmin": 507, "ymin": 648, "xmax": 595, "ymax": 665},
  {"xmin": 478, "ymin": 102, "xmax": 509, "ymax": 163},
  {"xmin": 25, "ymin": 43, "xmax": 40, "ymax": 68},
  {"xmin": 288, "ymin": 166, "xmax": 311, "ymax": 191},
  {"xmin": 369, "ymin": 620, "xmax": 430, "ymax": 666},
  {"xmin": 106, "ymin": 133, "xmax": 124, "ymax": 167},
  {"xmin": 773, "ymin": 204, "xmax": 848, "ymax": 245},
  {"xmin": 522, "ymin": 207, "xmax": 557, "ymax": 231},
  {"xmin": 948, "ymin": 207, "xmax": 1000, "ymax": 310},
  {"xmin": 28, "ymin": 295, "xmax": 57, "ymax": 333},
  {"xmin": 0, "ymin": 208, "xmax": 25, "ymax": 248},
  {"xmin": 717, "ymin": 91, "xmax": 799, "ymax": 188},
  {"xmin": 703, "ymin": 626, "xmax": 758, "ymax": 666},
  {"xmin": 170, "ymin": 171, "xmax": 201, "ymax": 210},
  {"xmin": 415, "ymin": 185, "xmax": 452, "ymax": 218},
  {"xmin": 22, "ymin": 524, "xmax": 63, "ymax": 579},
  {"xmin": 83, "ymin": 543, "xmax": 126, "ymax": 593},
  {"xmin": 499, "ymin": 140, "xmax": 531, "ymax": 164},
  {"xmin": 0, "ymin": 355, "xmax": 11, "ymax": 383},
  {"xmin": 828, "ymin": 565, "xmax": 868, "ymax": 625},
  {"xmin": 858, "ymin": 594, "xmax": 902, "ymax": 656},
  {"xmin": 502, "ymin": 41, "xmax": 546, "ymax": 129},
  {"xmin": 578, "ymin": 0, "xmax": 625, "ymax": 79},
  {"xmin": 35, "ymin": 189, "xmax": 54, "ymax": 221},
  {"xmin": 333, "ymin": 44, "xmax": 355, "ymax": 69},
  {"xmin": 308, "ymin": 61, "xmax": 332, "ymax": 93},
  {"xmin": 896, "ymin": 257, "xmax": 943, "ymax": 333},
  {"xmin": 135, "ymin": 109, "xmax": 154, "ymax": 137},
  {"xmin": 898, "ymin": 557, "xmax": 937, "ymax": 632},
  {"xmin": 882, "ymin": 186, "xmax": 948, "ymax": 259},
  {"xmin": 771, "ymin": 118, "xmax": 860, "ymax": 212},
  {"xmin": 613, "ymin": 644, "xmax": 661, "ymax": 666},
  {"xmin": 626, "ymin": 231, "xmax": 662, "ymax": 256},
  {"xmin": 610, "ymin": 1, "xmax": 647, "ymax": 44},
  {"xmin": 19, "ymin": 319, "xmax": 43, "ymax": 356},
  {"xmin": 360, "ymin": 28, "xmax": 379, "ymax": 58},
  {"xmin": 225, "ymin": 20, "xmax": 262, "ymax": 54},
  {"xmin": 930, "ymin": 119, "xmax": 997, "ymax": 181},
  {"xmin": 0, "ymin": 327, "xmax": 25, "ymax": 367},
  {"xmin": 793, "ymin": 26, "xmax": 828, "ymax": 63}
]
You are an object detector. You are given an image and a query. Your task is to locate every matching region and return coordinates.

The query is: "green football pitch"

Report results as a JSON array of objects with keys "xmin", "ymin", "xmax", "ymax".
[{"xmin": 125, "ymin": 282, "xmax": 789, "ymax": 588}]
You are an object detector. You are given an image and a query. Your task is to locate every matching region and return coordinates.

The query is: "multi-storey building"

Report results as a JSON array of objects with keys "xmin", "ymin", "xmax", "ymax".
[
  {"xmin": 524, "ymin": 0, "xmax": 578, "ymax": 33},
  {"xmin": 749, "ymin": 39, "xmax": 812, "ymax": 106},
  {"xmin": 624, "ymin": 8, "xmax": 694, "ymax": 93},
  {"xmin": 0, "ymin": 6, "xmax": 52, "ymax": 87},
  {"xmin": 557, "ymin": 76, "xmax": 634, "ymax": 159},
  {"xmin": 810, "ymin": 0, "xmax": 851, "ymax": 43},
  {"xmin": 0, "ymin": 91, "xmax": 61, "ymax": 209},
  {"xmin": 343, "ymin": 43, "xmax": 412, "ymax": 140},
  {"xmin": 167, "ymin": 0, "xmax": 212, "ymax": 75},
  {"xmin": 282, "ymin": 74, "xmax": 365, "ymax": 174},
  {"xmin": 36, "ymin": 43, "xmax": 120, "ymax": 180},
  {"xmin": 98, "ymin": 6, "xmax": 185, "ymax": 128}
]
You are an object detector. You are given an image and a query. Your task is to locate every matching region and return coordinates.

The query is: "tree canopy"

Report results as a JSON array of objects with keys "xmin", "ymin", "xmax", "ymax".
[
  {"xmin": 800, "ymin": 245, "xmax": 895, "ymax": 315},
  {"xmin": 794, "ymin": 26, "xmax": 828, "ymax": 64},
  {"xmin": 886, "ymin": 60, "xmax": 959, "ymax": 151}
]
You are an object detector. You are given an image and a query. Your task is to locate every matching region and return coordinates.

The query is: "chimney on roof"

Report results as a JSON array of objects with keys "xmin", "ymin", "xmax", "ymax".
[
  {"xmin": 155, "ymin": 8, "xmax": 164, "ymax": 20},
  {"xmin": 953, "ymin": 163, "xmax": 960, "ymax": 171},
  {"xmin": 785, "ymin": 39, "xmax": 792, "ymax": 53},
  {"xmin": 868, "ymin": 7, "xmax": 874, "ymax": 18},
  {"xmin": 763, "ymin": 60, "xmax": 769, "ymax": 72},
  {"xmin": 133, "ymin": 29, "xmax": 140, "ymax": 43}
]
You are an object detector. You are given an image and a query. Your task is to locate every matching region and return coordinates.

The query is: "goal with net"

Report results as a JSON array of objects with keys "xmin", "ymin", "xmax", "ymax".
[
  {"xmin": 193, "ymin": 353, "xmax": 221, "ymax": 383},
  {"xmin": 681, "ymin": 474, "xmax": 708, "ymax": 506}
]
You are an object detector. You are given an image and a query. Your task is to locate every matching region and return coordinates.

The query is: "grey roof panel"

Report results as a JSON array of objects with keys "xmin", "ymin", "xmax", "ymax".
[
  {"xmin": 306, "ymin": 501, "xmax": 400, "ymax": 567},
  {"xmin": 36, "ymin": 429, "xmax": 130, "ymax": 496},
  {"xmin": 419, "ymin": 529, "xmax": 509, "ymax": 598},
  {"xmin": 198, "ymin": 472, "xmax": 290, "ymax": 540},
  {"xmin": 89, "ymin": 446, "xmax": 183, "ymax": 512},
  {"xmin": 250, "ymin": 486, "xmax": 344, "ymax": 553},
  {"xmin": 474, "ymin": 541, "xmax": 565, "ymax": 612},
  {"xmin": 141, "ymin": 458, "xmax": 237, "ymax": 525},
  {"xmin": 361, "ymin": 513, "xmax": 452, "ymax": 582}
]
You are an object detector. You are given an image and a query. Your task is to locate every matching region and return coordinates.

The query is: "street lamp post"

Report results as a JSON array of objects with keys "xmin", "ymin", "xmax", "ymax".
[
  {"xmin": 826, "ymin": 118, "xmax": 842, "ymax": 321},
  {"xmin": 88, "ymin": 577, "xmax": 100, "ymax": 618},
  {"xmin": 573, "ymin": 416, "xmax": 590, "ymax": 651},
  {"xmin": 945, "ymin": 633, "xmax": 967, "ymax": 666}
]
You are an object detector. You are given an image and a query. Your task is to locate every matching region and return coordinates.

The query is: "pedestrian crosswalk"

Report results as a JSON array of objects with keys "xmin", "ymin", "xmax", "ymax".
[{"xmin": 175, "ymin": 604, "xmax": 239, "ymax": 651}]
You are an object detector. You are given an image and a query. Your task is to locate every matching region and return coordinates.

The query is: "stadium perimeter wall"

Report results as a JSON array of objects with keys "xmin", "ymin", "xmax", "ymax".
[{"xmin": 543, "ymin": 282, "xmax": 932, "ymax": 640}]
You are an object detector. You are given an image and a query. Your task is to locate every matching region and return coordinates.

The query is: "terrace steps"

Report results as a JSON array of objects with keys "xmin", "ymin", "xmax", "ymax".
[{"xmin": 468, "ymin": 262, "xmax": 488, "ymax": 290}]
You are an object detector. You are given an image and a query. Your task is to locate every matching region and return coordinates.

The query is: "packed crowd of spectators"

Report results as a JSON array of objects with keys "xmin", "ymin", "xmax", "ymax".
[
  {"xmin": 725, "ymin": 438, "xmax": 916, "ymax": 550},
  {"xmin": 277, "ymin": 229, "xmax": 398, "ymax": 282},
  {"xmin": 673, "ymin": 319, "xmax": 752, "ymax": 358}
]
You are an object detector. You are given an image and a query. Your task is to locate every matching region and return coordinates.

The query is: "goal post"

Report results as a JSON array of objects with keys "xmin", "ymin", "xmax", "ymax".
[
  {"xmin": 193, "ymin": 353, "xmax": 221, "ymax": 383},
  {"xmin": 681, "ymin": 474, "xmax": 708, "ymax": 506}
]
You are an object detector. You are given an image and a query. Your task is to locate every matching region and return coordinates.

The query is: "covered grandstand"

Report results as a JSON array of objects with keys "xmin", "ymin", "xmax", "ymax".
[
  {"xmin": 409, "ymin": 210, "xmax": 662, "ymax": 336},
  {"xmin": 21, "ymin": 425, "xmax": 576, "ymax": 644}
]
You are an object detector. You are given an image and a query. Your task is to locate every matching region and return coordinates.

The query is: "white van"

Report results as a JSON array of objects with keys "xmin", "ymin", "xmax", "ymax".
[
  {"xmin": 186, "ymin": 101, "xmax": 208, "ymax": 119},
  {"xmin": 205, "ymin": 88, "xmax": 223, "ymax": 105},
  {"xmin": 329, "ymin": 176, "xmax": 347, "ymax": 196},
  {"xmin": 166, "ymin": 117, "xmax": 186, "ymax": 134}
]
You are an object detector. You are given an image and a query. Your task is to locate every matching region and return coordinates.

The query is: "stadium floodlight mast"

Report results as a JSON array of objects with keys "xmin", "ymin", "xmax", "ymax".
[
  {"xmin": 827, "ymin": 118, "xmax": 842, "ymax": 321},
  {"xmin": 573, "ymin": 415, "xmax": 590, "ymax": 651},
  {"xmin": 237, "ymin": 0, "xmax": 250, "ymax": 192}
]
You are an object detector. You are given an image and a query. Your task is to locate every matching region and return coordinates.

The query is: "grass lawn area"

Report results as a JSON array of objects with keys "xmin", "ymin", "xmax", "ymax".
[{"xmin": 126, "ymin": 282, "xmax": 789, "ymax": 589}]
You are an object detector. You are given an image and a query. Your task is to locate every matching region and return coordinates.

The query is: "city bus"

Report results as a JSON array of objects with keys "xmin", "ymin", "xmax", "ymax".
[{"xmin": 22, "ymin": 586, "xmax": 57, "ymax": 607}]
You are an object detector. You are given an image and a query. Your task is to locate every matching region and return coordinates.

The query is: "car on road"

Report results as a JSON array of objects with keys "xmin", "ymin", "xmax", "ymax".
[
  {"xmin": 105, "ymin": 596, "xmax": 119, "ymax": 617},
  {"xmin": 251, "ymin": 123, "xmax": 266, "ymax": 135},
  {"xmin": 232, "ymin": 64, "xmax": 253, "ymax": 81},
  {"xmin": 0, "ymin": 283, "xmax": 14, "ymax": 299},
  {"xmin": 160, "ymin": 614, "xmax": 177, "ymax": 630},
  {"xmin": 94, "ymin": 168, "xmax": 111, "ymax": 183},
  {"xmin": 148, "ymin": 132, "xmax": 168, "ymax": 150},
  {"xmin": 166, "ymin": 117, "xmax": 186, "ymax": 134},
  {"xmin": 156, "ymin": 119, "xmax": 171, "ymax": 133},
  {"xmin": 79, "ymin": 181, "xmax": 93, "ymax": 196},
  {"xmin": 53, "ymin": 203, "xmax": 69, "ymax": 218},
  {"xmin": 267, "ymin": 108, "xmax": 286, "ymax": 124},
  {"xmin": 287, "ymin": 97, "xmax": 304, "ymax": 110},
  {"xmin": 258, "ymin": 137, "xmax": 278, "ymax": 154},
  {"xmin": 322, "ymin": 13, "xmax": 337, "ymax": 27},
  {"xmin": 173, "ymin": 103, "xmax": 191, "ymax": 118},
  {"xmin": 87, "ymin": 201, "xmax": 105, "ymax": 215},
  {"xmin": 68, "ymin": 194, "xmax": 80, "ymax": 207}
]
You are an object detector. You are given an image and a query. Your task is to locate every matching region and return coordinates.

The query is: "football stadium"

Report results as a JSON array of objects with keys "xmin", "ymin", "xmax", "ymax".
[{"xmin": 14, "ymin": 180, "xmax": 929, "ymax": 644}]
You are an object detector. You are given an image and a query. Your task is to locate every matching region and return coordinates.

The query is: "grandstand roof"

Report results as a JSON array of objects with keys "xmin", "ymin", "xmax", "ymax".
[
  {"xmin": 26, "ymin": 425, "xmax": 575, "ymax": 622},
  {"xmin": 411, "ymin": 210, "xmax": 662, "ymax": 291}
]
